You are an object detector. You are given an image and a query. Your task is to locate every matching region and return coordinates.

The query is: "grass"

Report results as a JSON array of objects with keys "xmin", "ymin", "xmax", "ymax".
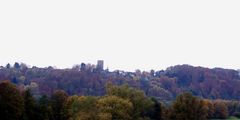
[
  {"xmin": 228, "ymin": 116, "xmax": 240, "ymax": 120},
  {"xmin": 210, "ymin": 116, "xmax": 240, "ymax": 120}
]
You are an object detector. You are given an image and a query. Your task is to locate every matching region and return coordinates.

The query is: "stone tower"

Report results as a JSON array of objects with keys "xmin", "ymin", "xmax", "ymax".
[{"xmin": 97, "ymin": 60, "xmax": 104, "ymax": 70}]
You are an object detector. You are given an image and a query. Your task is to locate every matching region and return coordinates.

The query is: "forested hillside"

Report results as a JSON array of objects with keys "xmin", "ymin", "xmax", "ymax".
[
  {"xmin": 1, "ymin": 81, "xmax": 240, "ymax": 120},
  {"xmin": 1, "ymin": 62, "xmax": 240, "ymax": 100}
]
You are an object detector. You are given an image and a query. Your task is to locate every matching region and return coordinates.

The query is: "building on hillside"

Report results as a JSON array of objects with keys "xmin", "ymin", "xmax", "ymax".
[{"xmin": 97, "ymin": 60, "xmax": 104, "ymax": 70}]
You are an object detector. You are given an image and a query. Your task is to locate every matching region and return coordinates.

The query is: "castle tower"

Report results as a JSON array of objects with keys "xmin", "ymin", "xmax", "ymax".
[{"xmin": 97, "ymin": 60, "xmax": 104, "ymax": 70}]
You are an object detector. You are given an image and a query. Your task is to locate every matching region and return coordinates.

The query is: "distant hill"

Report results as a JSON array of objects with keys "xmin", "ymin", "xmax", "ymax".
[{"xmin": 1, "ymin": 62, "xmax": 240, "ymax": 100}]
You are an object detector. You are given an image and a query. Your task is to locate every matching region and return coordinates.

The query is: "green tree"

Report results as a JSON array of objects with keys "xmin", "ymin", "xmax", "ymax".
[
  {"xmin": 0, "ymin": 81, "xmax": 24, "ymax": 120},
  {"xmin": 38, "ymin": 95, "xmax": 53, "ymax": 120},
  {"xmin": 170, "ymin": 92, "xmax": 208, "ymax": 120},
  {"xmin": 106, "ymin": 83, "xmax": 153, "ymax": 119},
  {"xmin": 51, "ymin": 90, "xmax": 69, "ymax": 120},
  {"xmin": 66, "ymin": 95, "xmax": 98, "ymax": 120},
  {"xmin": 146, "ymin": 98, "xmax": 163, "ymax": 120},
  {"xmin": 22, "ymin": 89, "xmax": 38, "ymax": 120},
  {"xmin": 97, "ymin": 95, "xmax": 133, "ymax": 120}
]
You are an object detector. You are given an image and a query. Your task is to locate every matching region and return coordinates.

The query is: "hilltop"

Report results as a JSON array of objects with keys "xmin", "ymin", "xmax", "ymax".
[{"xmin": 1, "ymin": 62, "xmax": 240, "ymax": 100}]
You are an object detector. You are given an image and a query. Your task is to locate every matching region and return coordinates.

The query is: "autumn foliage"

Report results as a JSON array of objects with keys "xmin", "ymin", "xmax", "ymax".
[{"xmin": 1, "ymin": 63, "xmax": 240, "ymax": 119}]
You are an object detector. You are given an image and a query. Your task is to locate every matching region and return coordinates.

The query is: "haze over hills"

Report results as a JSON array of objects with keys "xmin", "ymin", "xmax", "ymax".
[
  {"xmin": 1, "ymin": 1, "xmax": 240, "ymax": 119},
  {"xmin": 1, "ymin": 61, "xmax": 240, "ymax": 100}
]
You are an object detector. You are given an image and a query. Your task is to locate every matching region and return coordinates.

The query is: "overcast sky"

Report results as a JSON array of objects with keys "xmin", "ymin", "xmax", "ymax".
[{"xmin": 0, "ymin": 0, "xmax": 240, "ymax": 71}]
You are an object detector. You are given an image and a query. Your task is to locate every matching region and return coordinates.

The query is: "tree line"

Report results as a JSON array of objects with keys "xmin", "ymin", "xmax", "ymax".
[
  {"xmin": 1, "ymin": 80, "xmax": 240, "ymax": 120},
  {"xmin": 1, "ymin": 62, "xmax": 240, "ymax": 101}
]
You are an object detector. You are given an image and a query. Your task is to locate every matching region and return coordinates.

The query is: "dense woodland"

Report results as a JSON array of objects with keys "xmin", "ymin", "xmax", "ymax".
[
  {"xmin": 1, "ymin": 80, "xmax": 240, "ymax": 120},
  {"xmin": 0, "ymin": 62, "xmax": 240, "ymax": 100},
  {"xmin": 1, "ymin": 62, "xmax": 240, "ymax": 119}
]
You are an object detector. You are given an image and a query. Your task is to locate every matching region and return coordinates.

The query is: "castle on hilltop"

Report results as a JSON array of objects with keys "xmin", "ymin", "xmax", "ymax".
[{"xmin": 97, "ymin": 60, "xmax": 104, "ymax": 70}]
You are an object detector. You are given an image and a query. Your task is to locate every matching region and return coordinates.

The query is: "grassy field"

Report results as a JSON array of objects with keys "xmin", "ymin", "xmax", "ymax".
[
  {"xmin": 228, "ymin": 116, "xmax": 240, "ymax": 120},
  {"xmin": 211, "ymin": 116, "xmax": 240, "ymax": 120}
]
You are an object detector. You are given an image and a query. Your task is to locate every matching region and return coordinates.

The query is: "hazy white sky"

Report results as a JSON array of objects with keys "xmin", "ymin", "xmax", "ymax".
[{"xmin": 0, "ymin": 0, "xmax": 240, "ymax": 71}]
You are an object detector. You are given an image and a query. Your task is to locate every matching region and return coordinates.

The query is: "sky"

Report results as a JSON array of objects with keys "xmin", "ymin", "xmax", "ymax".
[{"xmin": 0, "ymin": 0, "xmax": 240, "ymax": 72}]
